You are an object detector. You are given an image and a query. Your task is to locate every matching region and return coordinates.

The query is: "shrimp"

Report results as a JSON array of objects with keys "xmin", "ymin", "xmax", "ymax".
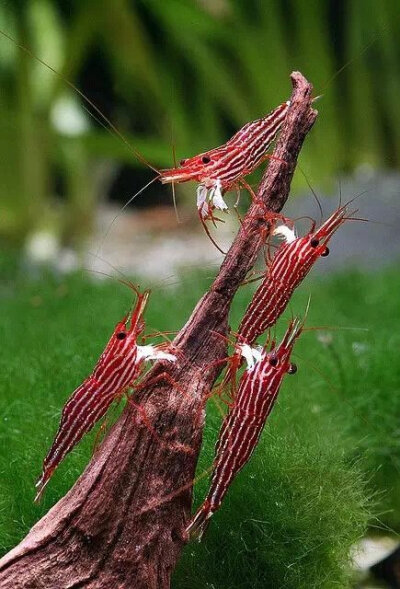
[
  {"xmin": 0, "ymin": 29, "xmax": 289, "ymax": 237},
  {"xmin": 1, "ymin": 25, "xmax": 384, "ymax": 235},
  {"xmin": 160, "ymin": 101, "xmax": 290, "ymax": 221},
  {"xmin": 186, "ymin": 318, "xmax": 302, "ymax": 540},
  {"xmin": 239, "ymin": 203, "xmax": 352, "ymax": 343},
  {"xmin": 35, "ymin": 286, "xmax": 176, "ymax": 501},
  {"xmin": 223, "ymin": 202, "xmax": 353, "ymax": 390}
]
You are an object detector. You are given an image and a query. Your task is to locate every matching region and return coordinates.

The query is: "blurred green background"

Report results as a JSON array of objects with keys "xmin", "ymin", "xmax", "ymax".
[
  {"xmin": 1, "ymin": 0, "xmax": 399, "ymax": 247},
  {"xmin": 1, "ymin": 2, "xmax": 400, "ymax": 587}
]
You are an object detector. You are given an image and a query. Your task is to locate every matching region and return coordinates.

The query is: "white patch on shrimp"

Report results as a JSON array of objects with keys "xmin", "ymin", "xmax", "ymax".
[
  {"xmin": 197, "ymin": 179, "xmax": 228, "ymax": 218},
  {"xmin": 273, "ymin": 224, "xmax": 297, "ymax": 244},
  {"xmin": 238, "ymin": 344, "xmax": 264, "ymax": 371},
  {"xmin": 136, "ymin": 345, "xmax": 176, "ymax": 363},
  {"xmin": 210, "ymin": 179, "xmax": 228, "ymax": 211},
  {"xmin": 196, "ymin": 184, "xmax": 208, "ymax": 211}
]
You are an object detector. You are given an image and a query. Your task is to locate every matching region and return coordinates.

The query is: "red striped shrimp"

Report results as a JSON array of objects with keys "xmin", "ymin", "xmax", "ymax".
[
  {"xmin": 1, "ymin": 26, "xmax": 385, "ymax": 242},
  {"xmin": 186, "ymin": 318, "xmax": 302, "ymax": 539},
  {"xmin": 222, "ymin": 202, "xmax": 353, "ymax": 390},
  {"xmin": 239, "ymin": 203, "xmax": 352, "ymax": 342},
  {"xmin": 35, "ymin": 286, "xmax": 176, "ymax": 502},
  {"xmin": 0, "ymin": 30, "xmax": 289, "ymax": 239},
  {"xmin": 160, "ymin": 100, "xmax": 290, "ymax": 221}
]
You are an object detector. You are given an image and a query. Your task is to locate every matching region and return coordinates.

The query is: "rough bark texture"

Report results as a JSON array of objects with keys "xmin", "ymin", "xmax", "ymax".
[{"xmin": 0, "ymin": 72, "xmax": 317, "ymax": 589}]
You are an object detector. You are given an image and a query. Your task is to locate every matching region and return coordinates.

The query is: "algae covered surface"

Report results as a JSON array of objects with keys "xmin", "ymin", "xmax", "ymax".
[{"xmin": 1, "ymin": 255, "xmax": 399, "ymax": 587}]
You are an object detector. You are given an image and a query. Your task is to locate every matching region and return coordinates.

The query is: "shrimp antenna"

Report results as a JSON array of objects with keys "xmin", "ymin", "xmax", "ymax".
[
  {"xmin": 334, "ymin": 189, "xmax": 370, "ymax": 216},
  {"xmin": 171, "ymin": 181, "xmax": 180, "ymax": 224},
  {"xmin": 303, "ymin": 293, "xmax": 312, "ymax": 325},
  {"xmin": 198, "ymin": 213, "xmax": 227, "ymax": 256},
  {"xmin": 343, "ymin": 216, "xmax": 393, "ymax": 229},
  {"xmin": 96, "ymin": 176, "xmax": 159, "ymax": 255},
  {"xmin": 86, "ymin": 251, "xmax": 183, "ymax": 293},
  {"xmin": 171, "ymin": 129, "xmax": 177, "ymax": 169},
  {"xmin": 291, "ymin": 215, "xmax": 317, "ymax": 233},
  {"xmin": 317, "ymin": 26, "xmax": 386, "ymax": 95},
  {"xmin": 302, "ymin": 325, "xmax": 369, "ymax": 333},
  {"xmin": 286, "ymin": 316, "xmax": 302, "ymax": 348},
  {"xmin": 0, "ymin": 29, "xmax": 160, "ymax": 175},
  {"xmin": 294, "ymin": 294, "xmax": 311, "ymax": 340},
  {"xmin": 84, "ymin": 266, "xmax": 144, "ymax": 303},
  {"xmin": 338, "ymin": 190, "xmax": 392, "ymax": 228},
  {"xmin": 285, "ymin": 295, "xmax": 311, "ymax": 347},
  {"xmin": 85, "ymin": 267, "xmax": 180, "ymax": 345},
  {"xmin": 85, "ymin": 267, "xmax": 127, "ymax": 283},
  {"xmin": 86, "ymin": 252, "xmax": 133, "ymax": 284},
  {"xmin": 170, "ymin": 127, "xmax": 181, "ymax": 223},
  {"xmin": 291, "ymin": 350, "xmax": 391, "ymax": 439},
  {"xmin": 298, "ymin": 165, "xmax": 323, "ymax": 224}
]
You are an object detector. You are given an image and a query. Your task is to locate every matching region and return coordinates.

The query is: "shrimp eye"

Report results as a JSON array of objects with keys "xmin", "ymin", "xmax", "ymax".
[
  {"xmin": 116, "ymin": 332, "xmax": 126, "ymax": 340},
  {"xmin": 310, "ymin": 237, "xmax": 319, "ymax": 248},
  {"xmin": 202, "ymin": 155, "xmax": 211, "ymax": 164},
  {"xmin": 269, "ymin": 356, "xmax": 278, "ymax": 367},
  {"xmin": 288, "ymin": 363, "xmax": 297, "ymax": 374},
  {"xmin": 179, "ymin": 159, "xmax": 186, "ymax": 167},
  {"xmin": 321, "ymin": 246, "xmax": 329, "ymax": 257}
]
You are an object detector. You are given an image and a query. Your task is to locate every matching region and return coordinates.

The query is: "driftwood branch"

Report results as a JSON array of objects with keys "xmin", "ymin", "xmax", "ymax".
[{"xmin": 0, "ymin": 72, "xmax": 317, "ymax": 589}]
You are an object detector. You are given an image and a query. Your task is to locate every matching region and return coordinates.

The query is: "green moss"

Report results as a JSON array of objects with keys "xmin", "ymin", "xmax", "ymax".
[
  {"xmin": 174, "ymin": 409, "xmax": 369, "ymax": 588},
  {"xmin": 2, "ymin": 258, "xmax": 400, "ymax": 586}
]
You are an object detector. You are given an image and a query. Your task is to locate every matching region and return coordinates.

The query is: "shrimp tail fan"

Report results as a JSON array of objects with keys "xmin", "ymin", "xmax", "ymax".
[{"xmin": 186, "ymin": 503, "xmax": 212, "ymax": 541}]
